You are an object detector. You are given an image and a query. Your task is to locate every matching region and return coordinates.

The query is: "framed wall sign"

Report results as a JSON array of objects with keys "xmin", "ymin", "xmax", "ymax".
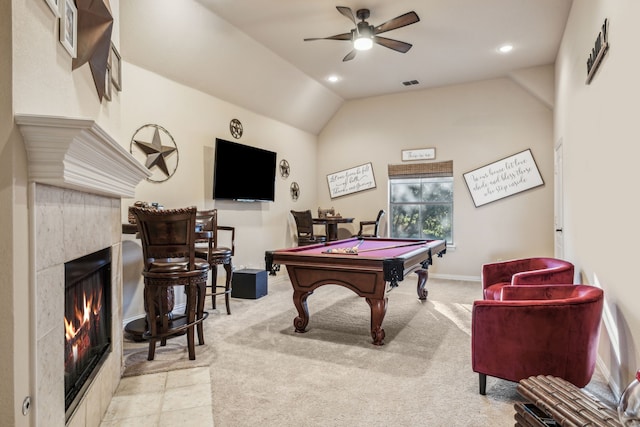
[
  {"xmin": 59, "ymin": 0, "xmax": 77, "ymax": 58},
  {"xmin": 44, "ymin": 0, "xmax": 60, "ymax": 16},
  {"xmin": 402, "ymin": 148, "xmax": 435, "ymax": 161},
  {"xmin": 326, "ymin": 162, "xmax": 376, "ymax": 199},
  {"xmin": 463, "ymin": 149, "xmax": 544, "ymax": 207},
  {"xmin": 110, "ymin": 43, "xmax": 122, "ymax": 91},
  {"xmin": 586, "ymin": 18, "xmax": 609, "ymax": 84},
  {"xmin": 103, "ymin": 65, "xmax": 112, "ymax": 101}
]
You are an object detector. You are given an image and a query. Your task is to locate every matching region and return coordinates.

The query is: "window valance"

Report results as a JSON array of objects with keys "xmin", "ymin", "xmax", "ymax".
[{"xmin": 388, "ymin": 160, "xmax": 453, "ymax": 178}]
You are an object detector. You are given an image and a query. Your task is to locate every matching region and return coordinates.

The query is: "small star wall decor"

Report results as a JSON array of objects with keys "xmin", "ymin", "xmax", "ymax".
[
  {"xmin": 279, "ymin": 159, "xmax": 290, "ymax": 178},
  {"xmin": 290, "ymin": 182, "xmax": 300, "ymax": 200},
  {"xmin": 230, "ymin": 118, "xmax": 243, "ymax": 139},
  {"xmin": 130, "ymin": 124, "xmax": 179, "ymax": 183}
]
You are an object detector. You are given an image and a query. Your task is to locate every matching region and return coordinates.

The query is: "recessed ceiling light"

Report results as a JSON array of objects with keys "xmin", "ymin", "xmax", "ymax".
[
  {"xmin": 327, "ymin": 75, "xmax": 340, "ymax": 83},
  {"xmin": 498, "ymin": 44, "xmax": 513, "ymax": 54}
]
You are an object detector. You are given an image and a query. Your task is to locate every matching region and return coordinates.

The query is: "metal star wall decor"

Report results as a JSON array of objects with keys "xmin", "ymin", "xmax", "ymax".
[
  {"xmin": 290, "ymin": 182, "xmax": 300, "ymax": 200},
  {"xmin": 279, "ymin": 159, "xmax": 290, "ymax": 178},
  {"xmin": 130, "ymin": 124, "xmax": 179, "ymax": 183},
  {"xmin": 72, "ymin": 0, "xmax": 114, "ymax": 101},
  {"xmin": 230, "ymin": 118, "xmax": 243, "ymax": 139}
]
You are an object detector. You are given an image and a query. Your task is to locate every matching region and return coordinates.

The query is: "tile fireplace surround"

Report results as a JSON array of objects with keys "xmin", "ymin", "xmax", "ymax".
[{"xmin": 16, "ymin": 114, "xmax": 150, "ymax": 426}]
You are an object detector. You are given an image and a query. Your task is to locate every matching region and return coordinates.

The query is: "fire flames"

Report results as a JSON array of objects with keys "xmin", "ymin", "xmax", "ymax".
[{"xmin": 64, "ymin": 288, "xmax": 103, "ymax": 367}]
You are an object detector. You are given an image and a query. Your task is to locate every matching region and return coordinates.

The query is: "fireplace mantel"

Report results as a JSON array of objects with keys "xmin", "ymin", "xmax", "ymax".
[{"xmin": 15, "ymin": 114, "xmax": 151, "ymax": 198}]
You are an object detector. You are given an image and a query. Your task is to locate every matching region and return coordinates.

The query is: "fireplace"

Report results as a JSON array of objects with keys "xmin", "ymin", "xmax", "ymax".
[
  {"xmin": 64, "ymin": 247, "xmax": 112, "ymax": 420},
  {"xmin": 16, "ymin": 114, "xmax": 151, "ymax": 426}
]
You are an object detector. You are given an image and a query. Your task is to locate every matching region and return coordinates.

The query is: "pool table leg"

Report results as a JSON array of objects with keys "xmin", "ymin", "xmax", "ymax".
[
  {"xmin": 292, "ymin": 289, "xmax": 313, "ymax": 333},
  {"xmin": 366, "ymin": 297, "xmax": 387, "ymax": 346},
  {"xmin": 416, "ymin": 268, "xmax": 429, "ymax": 300}
]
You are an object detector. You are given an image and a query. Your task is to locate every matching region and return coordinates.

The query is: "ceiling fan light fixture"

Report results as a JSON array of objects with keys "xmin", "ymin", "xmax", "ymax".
[
  {"xmin": 304, "ymin": 7, "xmax": 419, "ymax": 61},
  {"xmin": 354, "ymin": 35, "xmax": 373, "ymax": 51}
]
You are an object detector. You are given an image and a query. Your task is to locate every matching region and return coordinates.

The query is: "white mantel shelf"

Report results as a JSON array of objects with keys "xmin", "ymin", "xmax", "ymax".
[{"xmin": 15, "ymin": 114, "xmax": 151, "ymax": 198}]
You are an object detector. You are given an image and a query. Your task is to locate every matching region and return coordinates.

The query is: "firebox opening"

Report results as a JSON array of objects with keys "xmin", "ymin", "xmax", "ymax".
[{"xmin": 64, "ymin": 247, "xmax": 112, "ymax": 421}]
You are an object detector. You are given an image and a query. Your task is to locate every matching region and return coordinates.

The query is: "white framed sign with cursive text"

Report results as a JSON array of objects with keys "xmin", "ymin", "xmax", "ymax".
[
  {"xmin": 402, "ymin": 148, "xmax": 435, "ymax": 161},
  {"xmin": 463, "ymin": 149, "xmax": 544, "ymax": 207},
  {"xmin": 326, "ymin": 162, "xmax": 376, "ymax": 199}
]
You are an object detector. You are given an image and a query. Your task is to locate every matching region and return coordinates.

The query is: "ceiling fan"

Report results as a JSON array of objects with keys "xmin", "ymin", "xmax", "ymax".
[{"xmin": 304, "ymin": 6, "xmax": 420, "ymax": 62}]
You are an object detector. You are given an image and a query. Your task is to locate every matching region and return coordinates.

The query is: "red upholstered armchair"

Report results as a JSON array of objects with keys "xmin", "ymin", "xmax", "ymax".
[
  {"xmin": 471, "ymin": 284, "xmax": 604, "ymax": 395},
  {"xmin": 482, "ymin": 257, "xmax": 575, "ymax": 300}
]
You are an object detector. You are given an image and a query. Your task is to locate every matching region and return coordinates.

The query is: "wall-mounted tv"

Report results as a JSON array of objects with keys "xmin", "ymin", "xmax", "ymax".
[{"xmin": 213, "ymin": 138, "xmax": 277, "ymax": 202}]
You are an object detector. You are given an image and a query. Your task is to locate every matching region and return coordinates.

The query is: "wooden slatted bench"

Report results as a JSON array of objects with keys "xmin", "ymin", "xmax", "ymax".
[{"xmin": 515, "ymin": 375, "xmax": 621, "ymax": 427}]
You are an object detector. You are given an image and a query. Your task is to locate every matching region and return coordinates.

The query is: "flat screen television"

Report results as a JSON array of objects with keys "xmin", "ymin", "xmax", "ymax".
[{"xmin": 213, "ymin": 138, "xmax": 277, "ymax": 202}]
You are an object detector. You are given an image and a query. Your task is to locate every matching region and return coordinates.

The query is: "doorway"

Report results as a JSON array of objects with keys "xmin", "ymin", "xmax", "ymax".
[{"xmin": 554, "ymin": 139, "xmax": 564, "ymax": 258}]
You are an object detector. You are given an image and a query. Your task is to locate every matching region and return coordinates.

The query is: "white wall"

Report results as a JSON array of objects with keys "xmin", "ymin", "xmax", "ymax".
[
  {"xmin": 13, "ymin": 0, "xmax": 122, "ymax": 139},
  {"xmin": 0, "ymin": 1, "xmax": 16, "ymax": 423},
  {"xmin": 6, "ymin": 1, "xmax": 123, "ymax": 424},
  {"xmin": 119, "ymin": 0, "xmax": 343, "ymax": 135},
  {"xmin": 119, "ymin": 63, "xmax": 319, "ymax": 322},
  {"xmin": 556, "ymin": 0, "xmax": 640, "ymax": 395},
  {"xmin": 317, "ymin": 73, "xmax": 556, "ymax": 279}
]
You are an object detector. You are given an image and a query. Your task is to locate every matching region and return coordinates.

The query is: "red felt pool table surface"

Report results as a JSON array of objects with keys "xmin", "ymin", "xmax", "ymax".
[
  {"xmin": 290, "ymin": 237, "xmax": 436, "ymax": 257},
  {"xmin": 265, "ymin": 237, "xmax": 446, "ymax": 345}
]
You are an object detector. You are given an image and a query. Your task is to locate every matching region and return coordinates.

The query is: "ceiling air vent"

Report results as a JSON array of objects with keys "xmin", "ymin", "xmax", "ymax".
[{"xmin": 402, "ymin": 80, "xmax": 420, "ymax": 86}]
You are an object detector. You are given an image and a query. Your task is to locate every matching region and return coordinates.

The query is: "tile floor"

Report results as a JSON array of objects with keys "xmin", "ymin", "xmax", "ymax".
[{"xmin": 100, "ymin": 366, "xmax": 214, "ymax": 427}]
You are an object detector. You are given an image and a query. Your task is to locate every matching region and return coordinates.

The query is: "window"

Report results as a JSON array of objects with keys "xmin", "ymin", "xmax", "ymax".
[{"xmin": 388, "ymin": 161, "xmax": 453, "ymax": 244}]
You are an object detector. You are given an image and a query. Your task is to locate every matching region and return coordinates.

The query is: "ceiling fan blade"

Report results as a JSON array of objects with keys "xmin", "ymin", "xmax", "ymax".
[
  {"xmin": 336, "ymin": 6, "xmax": 356, "ymax": 25},
  {"xmin": 343, "ymin": 50, "xmax": 357, "ymax": 62},
  {"xmin": 304, "ymin": 32, "xmax": 352, "ymax": 42},
  {"xmin": 374, "ymin": 11, "xmax": 420, "ymax": 35},
  {"xmin": 374, "ymin": 36, "xmax": 413, "ymax": 53}
]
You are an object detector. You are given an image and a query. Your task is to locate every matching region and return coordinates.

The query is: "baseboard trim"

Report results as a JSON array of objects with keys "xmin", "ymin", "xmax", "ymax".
[{"xmin": 430, "ymin": 273, "xmax": 481, "ymax": 282}]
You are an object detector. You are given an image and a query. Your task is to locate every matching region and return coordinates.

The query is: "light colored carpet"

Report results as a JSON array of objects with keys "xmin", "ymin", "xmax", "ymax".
[{"xmin": 122, "ymin": 274, "xmax": 616, "ymax": 426}]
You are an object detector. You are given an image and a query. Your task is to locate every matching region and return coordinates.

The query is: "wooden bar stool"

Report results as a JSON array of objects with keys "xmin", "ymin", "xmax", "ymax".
[
  {"xmin": 195, "ymin": 209, "xmax": 235, "ymax": 315},
  {"xmin": 131, "ymin": 206, "xmax": 210, "ymax": 360}
]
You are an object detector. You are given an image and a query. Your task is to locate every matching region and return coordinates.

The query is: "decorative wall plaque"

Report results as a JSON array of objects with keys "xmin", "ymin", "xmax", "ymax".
[
  {"xmin": 463, "ymin": 149, "xmax": 543, "ymax": 207},
  {"xmin": 130, "ymin": 124, "xmax": 179, "ymax": 183},
  {"xmin": 402, "ymin": 148, "xmax": 436, "ymax": 161},
  {"xmin": 230, "ymin": 118, "xmax": 243, "ymax": 139},
  {"xmin": 72, "ymin": 0, "xmax": 114, "ymax": 101},
  {"xmin": 59, "ymin": 0, "xmax": 77, "ymax": 57},
  {"xmin": 44, "ymin": 0, "xmax": 59, "ymax": 16},
  {"xmin": 326, "ymin": 162, "xmax": 376, "ymax": 199},
  {"xmin": 290, "ymin": 182, "xmax": 299, "ymax": 200},
  {"xmin": 586, "ymin": 18, "xmax": 609, "ymax": 84},
  {"xmin": 109, "ymin": 42, "xmax": 122, "ymax": 91},
  {"xmin": 279, "ymin": 159, "xmax": 290, "ymax": 178}
]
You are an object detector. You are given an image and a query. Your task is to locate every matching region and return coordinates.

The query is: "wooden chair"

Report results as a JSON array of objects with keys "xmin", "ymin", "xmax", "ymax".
[
  {"xmin": 194, "ymin": 209, "xmax": 235, "ymax": 314},
  {"xmin": 290, "ymin": 209, "xmax": 327, "ymax": 246},
  {"xmin": 130, "ymin": 206, "xmax": 210, "ymax": 361},
  {"xmin": 355, "ymin": 209, "xmax": 385, "ymax": 237}
]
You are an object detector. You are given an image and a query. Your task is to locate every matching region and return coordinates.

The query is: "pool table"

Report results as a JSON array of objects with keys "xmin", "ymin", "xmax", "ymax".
[{"xmin": 265, "ymin": 237, "xmax": 446, "ymax": 345}]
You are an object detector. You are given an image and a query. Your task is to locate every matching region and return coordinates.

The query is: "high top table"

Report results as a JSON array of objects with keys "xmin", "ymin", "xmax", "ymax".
[{"xmin": 312, "ymin": 216, "xmax": 354, "ymax": 241}]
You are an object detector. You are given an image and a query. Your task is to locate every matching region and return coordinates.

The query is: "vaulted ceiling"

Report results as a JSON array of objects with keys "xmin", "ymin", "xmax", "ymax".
[{"xmin": 120, "ymin": 0, "xmax": 573, "ymax": 134}]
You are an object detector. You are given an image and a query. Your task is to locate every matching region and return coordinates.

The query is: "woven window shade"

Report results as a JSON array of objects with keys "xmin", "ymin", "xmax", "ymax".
[{"xmin": 388, "ymin": 160, "xmax": 453, "ymax": 178}]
